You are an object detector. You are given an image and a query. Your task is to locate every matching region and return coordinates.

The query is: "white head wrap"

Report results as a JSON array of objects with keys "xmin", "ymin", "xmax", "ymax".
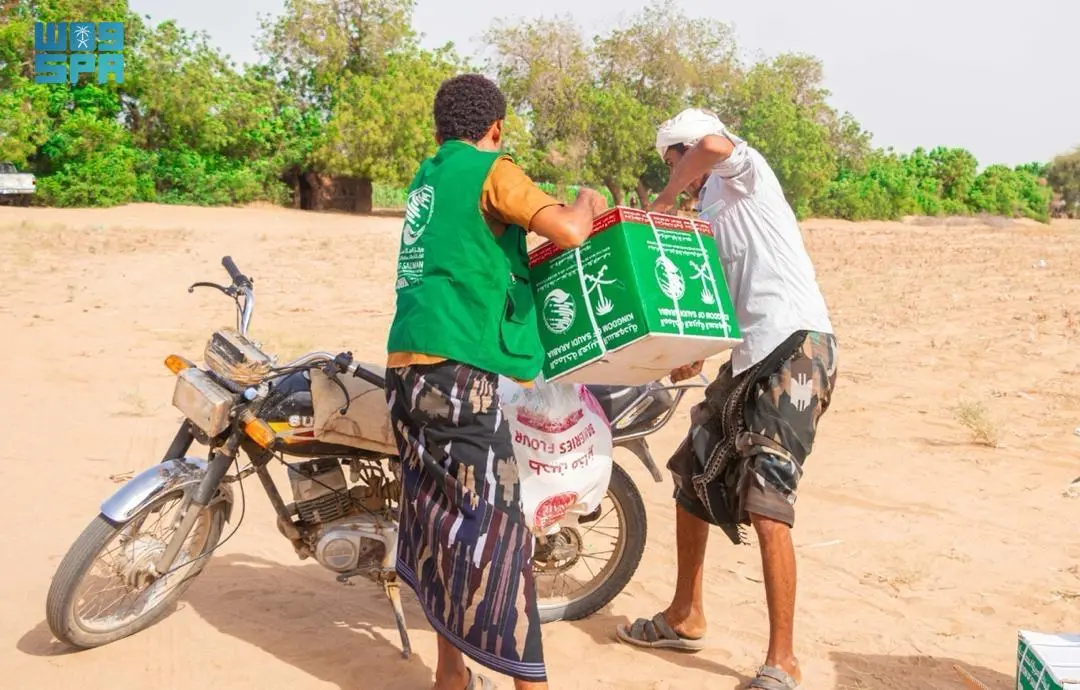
[{"xmin": 655, "ymin": 108, "xmax": 729, "ymax": 159}]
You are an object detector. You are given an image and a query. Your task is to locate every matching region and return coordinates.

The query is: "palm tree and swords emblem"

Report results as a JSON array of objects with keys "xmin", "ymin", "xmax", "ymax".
[
  {"xmin": 583, "ymin": 265, "xmax": 619, "ymax": 316},
  {"xmin": 584, "ymin": 255, "xmax": 717, "ymax": 315},
  {"xmin": 72, "ymin": 24, "xmax": 92, "ymax": 50},
  {"xmin": 688, "ymin": 258, "xmax": 716, "ymax": 304}
]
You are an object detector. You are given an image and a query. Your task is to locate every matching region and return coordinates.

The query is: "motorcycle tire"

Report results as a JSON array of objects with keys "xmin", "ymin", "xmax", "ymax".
[
  {"xmin": 536, "ymin": 462, "xmax": 648, "ymax": 623},
  {"xmin": 46, "ymin": 490, "xmax": 225, "ymax": 649}
]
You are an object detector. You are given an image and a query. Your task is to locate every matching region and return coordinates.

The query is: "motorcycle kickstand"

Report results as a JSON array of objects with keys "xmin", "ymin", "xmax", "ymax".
[{"xmin": 384, "ymin": 579, "xmax": 412, "ymax": 660}]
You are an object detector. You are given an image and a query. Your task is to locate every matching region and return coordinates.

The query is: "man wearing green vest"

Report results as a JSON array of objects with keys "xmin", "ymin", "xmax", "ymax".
[{"xmin": 385, "ymin": 73, "xmax": 606, "ymax": 690}]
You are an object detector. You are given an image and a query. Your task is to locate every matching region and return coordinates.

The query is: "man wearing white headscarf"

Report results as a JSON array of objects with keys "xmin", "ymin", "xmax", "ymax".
[{"xmin": 615, "ymin": 108, "xmax": 840, "ymax": 690}]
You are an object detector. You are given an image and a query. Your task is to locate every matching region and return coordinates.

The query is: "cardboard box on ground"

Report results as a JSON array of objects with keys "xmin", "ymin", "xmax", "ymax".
[
  {"xmin": 528, "ymin": 207, "xmax": 742, "ymax": 386},
  {"xmin": 1017, "ymin": 631, "xmax": 1080, "ymax": 690}
]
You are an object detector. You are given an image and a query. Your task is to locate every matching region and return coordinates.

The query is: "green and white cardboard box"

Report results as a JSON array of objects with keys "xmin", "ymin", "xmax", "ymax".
[
  {"xmin": 1017, "ymin": 631, "xmax": 1080, "ymax": 690},
  {"xmin": 528, "ymin": 206, "xmax": 742, "ymax": 385}
]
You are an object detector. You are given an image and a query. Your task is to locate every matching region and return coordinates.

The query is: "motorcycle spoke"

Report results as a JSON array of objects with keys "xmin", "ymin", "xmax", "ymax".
[
  {"xmin": 80, "ymin": 585, "xmax": 130, "ymax": 621},
  {"xmin": 533, "ymin": 483, "xmax": 630, "ymax": 608},
  {"xmin": 580, "ymin": 526, "xmax": 620, "ymax": 540},
  {"xmin": 555, "ymin": 573, "xmax": 577, "ymax": 598},
  {"xmin": 579, "ymin": 553, "xmax": 598, "ymax": 581},
  {"xmin": 578, "ymin": 549, "xmax": 615, "ymax": 560},
  {"xmin": 579, "ymin": 507, "xmax": 617, "ymax": 537},
  {"xmin": 72, "ymin": 496, "xmax": 210, "ymax": 632}
]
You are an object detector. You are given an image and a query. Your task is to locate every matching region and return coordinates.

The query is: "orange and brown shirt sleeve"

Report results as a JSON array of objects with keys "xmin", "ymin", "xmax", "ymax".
[{"xmin": 480, "ymin": 157, "xmax": 562, "ymax": 234}]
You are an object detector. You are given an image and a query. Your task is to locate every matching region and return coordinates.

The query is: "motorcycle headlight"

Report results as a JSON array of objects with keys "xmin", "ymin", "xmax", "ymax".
[{"xmin": 172, "ymin": 368, "xmax": 233, "ymax": 437}]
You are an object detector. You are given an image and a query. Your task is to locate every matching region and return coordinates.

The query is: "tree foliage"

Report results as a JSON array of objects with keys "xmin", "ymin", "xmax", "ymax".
[
  {"xmin": 728, "ymin": 54, "xmax": 838, "ymax": 217},
  {"xmin": 1047, "ymin": 147, "xmax": 1080, "ymax": 218},
  {"xmin": 0, "ymin": 0, "xmax": 1063, "ymax": 220},
  {"xmin": 482, "ymin": 0, "xmax": 1054, "ymax": 222},
  {"xmin": 311, "ymin": 47, "xmax": 459, "ymax": 185}
]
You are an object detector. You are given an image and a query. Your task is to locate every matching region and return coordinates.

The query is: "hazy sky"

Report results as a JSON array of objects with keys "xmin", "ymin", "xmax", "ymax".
[{"xmin": 129, "ymin": 0, "xmax": 1078, "ymax": 166}]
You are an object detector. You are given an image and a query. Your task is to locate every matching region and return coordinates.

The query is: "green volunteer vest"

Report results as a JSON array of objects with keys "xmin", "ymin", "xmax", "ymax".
[{"xmin": 386, "ymin": 140, "xmax": 544, "ymax": 381}]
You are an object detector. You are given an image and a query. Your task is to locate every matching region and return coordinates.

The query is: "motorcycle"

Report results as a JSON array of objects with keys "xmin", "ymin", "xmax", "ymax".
[{"xmin": 45, "ymin": 257, "xmax": 706, "ymax": 658}]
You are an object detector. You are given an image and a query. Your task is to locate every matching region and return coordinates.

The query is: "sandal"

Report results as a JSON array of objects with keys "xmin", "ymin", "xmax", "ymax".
[
  {"xmin": 615, "ymin": 612, "xmax": 706, "ymax": 652},
  {"xmin": 465, "ymin": 668, "xmax": 496, "ymax": 690},
  {"xmin": 747, "ymin": 665, "xmax": 800, "ymax": 689}
]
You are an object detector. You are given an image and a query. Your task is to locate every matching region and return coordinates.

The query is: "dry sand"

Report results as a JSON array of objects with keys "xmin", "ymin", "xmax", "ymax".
[{"xmin": 1, "ymin": 203, "xmax": 1078, "ymax": 689}]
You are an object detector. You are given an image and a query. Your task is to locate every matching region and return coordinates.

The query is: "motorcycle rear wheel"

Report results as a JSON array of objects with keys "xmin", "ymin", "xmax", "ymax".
[
  {"xmin": 46, "ymin": 490, "xmax": 225, "ymax": 648},
  {"xmin": 534, "ymin": 462, "xmax": 647, "ymax": 623}
]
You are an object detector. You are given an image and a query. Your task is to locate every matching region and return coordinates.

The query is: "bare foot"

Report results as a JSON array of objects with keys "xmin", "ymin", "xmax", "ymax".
[{"xmin": 660, "ymin": 605, "xmax": 708, "ymax": 639}]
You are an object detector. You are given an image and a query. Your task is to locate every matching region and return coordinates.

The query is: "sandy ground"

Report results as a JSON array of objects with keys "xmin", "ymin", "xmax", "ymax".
[{"xmin": 1, "ymin": 203, "xmax": 1078, "ymax": 690}]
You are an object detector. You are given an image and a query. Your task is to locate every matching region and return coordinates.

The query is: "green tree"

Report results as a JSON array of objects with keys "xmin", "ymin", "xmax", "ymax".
[
  {"xmin": 483, "ymin": 15, "xmax": 592, "ymax": 185},
  {"xmin": 829, "ymin": 112, "xmax": 873, "ymax": 175},
  {"xmin": 590, "ymin": 0, "xmax": 740, "ymax": 199},
  {"xmin": 35, "ymin": 109, "xmax": 141, "ymax": 206},
  {"xmin": 729, "ymin": 54, "xmax": 837, "ymax": 217},
  {"xmin": 582, "ymin": 83, "xmax": 654, "ymax": 205},
  {"xmin": 967, "ymin": 164, "xmax": 1049, "ymax": 222},
  {"xmin": 0, "ymin": 80, "xmax": 51, "ymax": 166},
  {"xmin": 592, "ymin": 0, "xmax": 740, "ymax": 115},
  {"xmin": 257, "ymin": 0, "xmax": 417, "ymax": 107},
  {"xmin": 0, "ymin": 0, "xmax": 1057, "ymax": 222},
  {"xmin": 258, "ymin": 0, "xmax": 458, "ymax": 207},
  {"xmin": 816, "ymin": 149, "xmax": 918, "ymax": 220},
  {"xmin": 929, "ymin": 147, "xmax": 977, "ymax": 212},
  {"xmin": 1047, "ymin": 147, "xmax": 1080, "ymax": 217},
  {"xmin": 120, "ymin": 20, "xmax": 293, "ymax": 203},
  {"xmin": 311, "ymin": 47, "xmax": 459, "ymax": 187}
]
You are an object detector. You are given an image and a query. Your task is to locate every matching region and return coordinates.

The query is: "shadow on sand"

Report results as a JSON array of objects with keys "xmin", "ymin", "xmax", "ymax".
[
  {"xmin": 18, "ymin": 556, "xmax": 1014, "ymax": 690},
  {"xmin": 829, "ymin": 651, "xmax": 1014, "ymax": 689},
  {"xmin": 182, "ymin": 554, "xmax": 434, "ymax": 689},
  {"xmin": 18, "ymin": 554, "xmax": 434, "ymax": 689},
  {"xmin": 17, "ymin": 620, "xmax": 78, "ymax": 658},
  {"xmin": 564, "ymin": 605, "xmax": 754, "ymax": 687},
  {"xmin": 561, "ymin": 605, "xmax": 1013, "ymax": 690}
]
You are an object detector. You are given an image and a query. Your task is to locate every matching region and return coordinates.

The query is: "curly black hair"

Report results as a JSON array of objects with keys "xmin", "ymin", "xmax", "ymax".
[{"xmin": 433, "ymin": 73, "xmax": 507, "ymax": 143}]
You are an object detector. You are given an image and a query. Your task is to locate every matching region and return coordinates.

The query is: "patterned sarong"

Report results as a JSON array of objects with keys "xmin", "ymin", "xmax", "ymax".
[
  {"xmin": 385, "ymin": 361, "xmax": 546, "ymax": 682},
  {"xmin": 667, "ymin": 330, "xmax": 839, "ymax": 544}
]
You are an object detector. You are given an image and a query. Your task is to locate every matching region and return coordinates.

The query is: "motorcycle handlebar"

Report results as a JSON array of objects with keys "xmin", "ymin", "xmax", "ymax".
[
  {"xmin": 222, "ymin": 256, "xmax": 252, "ymax": 289},
  {"xmin": 334, "ymin": 352, "xmax": 387, "ymax": 389}
]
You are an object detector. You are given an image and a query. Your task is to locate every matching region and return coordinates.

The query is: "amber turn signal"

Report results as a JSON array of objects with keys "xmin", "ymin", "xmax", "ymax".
[
  {"xmin": 165, "ymin": 354, "xmax": 195, "ymax": 374},
  {"xmin": 243, "ymin": 415, "xmax": 277, "ymax": 449}
]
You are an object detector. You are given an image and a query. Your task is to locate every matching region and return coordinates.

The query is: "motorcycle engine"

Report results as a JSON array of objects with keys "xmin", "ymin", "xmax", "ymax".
[{"xmin": 287, "ymin": 458, "xmax": 391, "ymax": 575}]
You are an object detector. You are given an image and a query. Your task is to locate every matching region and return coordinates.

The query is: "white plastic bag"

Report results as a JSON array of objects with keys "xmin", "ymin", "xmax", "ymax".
[{"xmin": 498, "ymin": 376, "xmax": 614, "ymax": 536}]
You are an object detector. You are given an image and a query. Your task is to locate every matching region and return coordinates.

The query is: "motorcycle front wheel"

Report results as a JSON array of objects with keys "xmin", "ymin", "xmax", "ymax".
[
  {"xmin": 46, "ymin": 489, "xmax": 225, "ymax": 648},
  {"xmin": 533, "ymin": 462, "xmax": 647, "ymax": 623}
]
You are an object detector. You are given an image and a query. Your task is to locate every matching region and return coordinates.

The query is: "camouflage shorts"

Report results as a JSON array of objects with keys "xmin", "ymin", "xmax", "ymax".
[{"xmin": 669, "ymin": 330, "xmax": 838, "ymax": 541}]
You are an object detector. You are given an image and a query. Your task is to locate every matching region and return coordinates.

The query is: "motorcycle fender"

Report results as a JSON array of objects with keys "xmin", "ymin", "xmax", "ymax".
[
  {"xmin": 100, "ymin": 456, "xmax": 235, "ymax": 524},
  {"xmin": 618, "ymin": 438, "xmax": 664, "ymax": 483}
]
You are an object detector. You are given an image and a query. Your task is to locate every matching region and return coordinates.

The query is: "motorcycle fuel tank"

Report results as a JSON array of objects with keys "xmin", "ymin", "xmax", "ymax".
[{"xmin": 261, "ymin": 369, "xmax": 359, "ymax": 457}]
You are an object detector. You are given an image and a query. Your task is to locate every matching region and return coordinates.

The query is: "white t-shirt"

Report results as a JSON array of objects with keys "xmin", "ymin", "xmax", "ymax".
[{"xmin": 695, "ymin": 133, "xmax": 834, "ymax": 375}]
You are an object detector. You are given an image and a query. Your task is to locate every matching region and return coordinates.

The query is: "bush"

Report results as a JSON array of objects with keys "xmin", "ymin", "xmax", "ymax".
[
  {"xmin": 373, "ymin": 184, "xmax": 408, "ymax": 208},
  {"xmin": 152, "ymin": 148, "xmax": 288, "ymax": 206},
  {"xmin": 34, "ymin": 112, "xmax": 140, "ymax": 207},
  {"xmin": 1048, "ymin": 148, "xmax": 1080, "ymax": 217}
]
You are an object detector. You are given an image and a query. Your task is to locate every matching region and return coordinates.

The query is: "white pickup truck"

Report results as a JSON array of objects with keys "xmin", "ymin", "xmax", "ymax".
[{"xmin": 0, "ymin": 162, "xmax": 35, "ymax": 206}]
